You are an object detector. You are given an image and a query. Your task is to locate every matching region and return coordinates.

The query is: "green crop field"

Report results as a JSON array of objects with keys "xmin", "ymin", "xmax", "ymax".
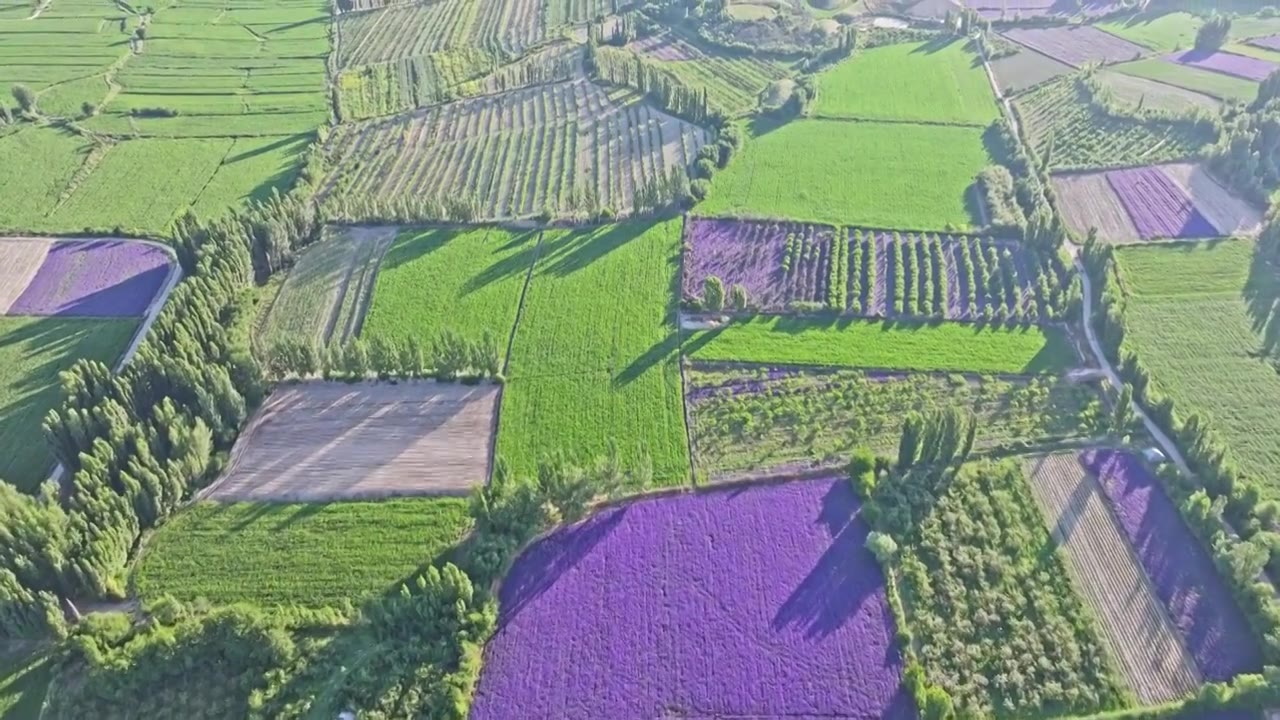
[
  {"xmin": 685, "ymin": 316, "xmax": 1076, "ymax": 374},
  {"xmin": 699, "ymin": 119, "xmax": 991, "ymax": 229},
  {"xmin": 255, "ymin": 226, "xmax": 397, "ymax": 352},
  {"xmin": 1112, "ymin": 57, "xmax": 1259, "ymax": 102},
  {"xmin": 1097, "ymin": 13, "xmax": 1202, "ymax": 52},
  {"xmin": 47, "ymin": 138, "xmax": 230, "ymax": 235},
  {"xmin": 813, "ymin": 40, "xmax": 999, "ymax": 126},
  {"xmin": 497, "ymin": 219, "xmax": 690, "ymax": 485},
  {"xmin": 362, "ymin": 227, "xmax": 541, "ymax": 349},
  {"xmin": 133, "ymin": 498, "xmax": 472, "ymax": 607},
  {"xmin": 189, "ymin": 134, "xmax": 313, "ymax": 222},
  {"xmin": 657, "ymin": 51, "xmax": 793, "ymax": 118},
  {"xmin": 0, "ymin": 316, "xmax": 137, "ymax": 492},
  {"xmin": 1116, "ymin": 240, "xmax": 1280, "ymax": 501},
  {"xmin": 688, "ymin": 366, "xmax": 1103, "ymax": 479},
  {"xmin": 0, "ymin": 128, "xmax": 91, "ymax": 231},
  {"xmin": 1014, "ymin": 76, "xmax": 1211, "ymax": 171}
]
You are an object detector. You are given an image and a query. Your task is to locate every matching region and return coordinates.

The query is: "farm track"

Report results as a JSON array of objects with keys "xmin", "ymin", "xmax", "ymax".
[{"xmin": 1023, "ymin": 453, "xmax": 1201, "ymax": 703}]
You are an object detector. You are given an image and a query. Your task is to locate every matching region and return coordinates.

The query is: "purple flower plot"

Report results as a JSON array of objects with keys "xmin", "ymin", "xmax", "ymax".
[
  {"xmin": 1081, "ymin": 449, "xmax": 1262, "ymax": 681},
  {"xmin": 7, "ymin": 240, "xmax": 172, "ymax": 318},
  {"xmin": 471, "ymin": 477, "xmax": 913, "ymax": 720},
  {"xmin": 683, "ymin": 217, "xmax": 835, "ymax": 312},
  {"xmin": 1105, "ymin": 166, "xmax": 1219, "ymax": 240},
  {"xmin": 1249, "ymin": 34, "xmax": 1280, "ymax": 53},
  {"xmin": 1168, "ymin": 49, "xmax": 1279, "ymax": 81}
]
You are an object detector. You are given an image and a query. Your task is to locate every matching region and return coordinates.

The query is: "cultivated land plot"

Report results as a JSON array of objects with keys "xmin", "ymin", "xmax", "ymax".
[
  {"xmin": 256, "ymin": 225, "xmax": 397, "ymax": 351},
  {"xmin": 959, "ymin": 0, "xmax": 1118, "ymax": 19},
  {"xmin": 1097, "ymin": 12, "xmax": 1202, "ymax": 52},
  {"xmin": 988, "ymin": 47, "xmax": 1072, "ymax": 97},
  {"xmin": 209, "ymin": 381, "xmax": 499, "ymax": 501},
  {"xmin": 686, "ymin": 316, "xmax": 1077, "ymax": 374},
  {"xmin": 1095, "ymin": 70, "xmax": 1219, "ymax": 113},
  {"xmin": 3, "ymin": 239, "xmax": 173, "ymax": 318},
  {"xmin": 1052, "ymin": 163, "xmax": 1261, "ymax": 242},
  {"xmin": 471, "ymin": 477, "xmax": 911, "ymax": 719},
  {"xmin": 497, "ymin": 220, "xmax": 690, "ymax": 485},
  {"xmin": 0, "ymin": 128, "xmax": 93, "ymax": 231},
  {"xmin": 190, "ymin": 134, "xmax": 313, "ymax": 221},
  {"xmin": 1014, "ymin": 77, "xmax": 1210, "ymax": 171},
  {"xmin": 1022, "ymin": 453, "xmax": 1199, "ymax": 703},
  {"xmin": 683, "ymin": 218, "xmax": 1063, "ymax": 322},
  {"xmin": 1116, "ymin": 241, "xmax": 1280, "ymax": 502},
  {"xmin": 1082, "ymin": 449, "xmax": 1262, "ymax": 679},
  {"xmin": 134, "ymin": 497, "xmax": 472, "ymax": 607},
  {"xmin": 361, "ymin": 226, "xmax": 540, "ymax": 347},
  {"xmin": 689, "ymin": 365, "xmax": 1101, "ymax": 481},
  {"xmin": 0, "ymin": 239, "xmax": 50, "ymax": 313},
  {"xmin": 322, "ymin": 80, "xmax": 709, "ymax": 219},
  {"xmin": 0, "ymin": 317, "xmax": 136, "ymax": 491},
  {"xmin": 1004, "ymin": 25, "xmax": 1145, "ymax": 68},
  {"xmin": 618, "ymin": 38, "xmax": 793, "ymax": 118},
  {"xmin": 1112, "ymin": 57, "xmax": 1258, "ymax": 102},
  {"xmin": 699, "ymin": 120, "xmax": 991, "ymax": 229},
  {"xmin": 1167, "ymin": 48, "xmax": 1278, "ymax": 81},
  {"xmin": 812, "ymin": 40, "xmax": 999, "ymax": 126}
]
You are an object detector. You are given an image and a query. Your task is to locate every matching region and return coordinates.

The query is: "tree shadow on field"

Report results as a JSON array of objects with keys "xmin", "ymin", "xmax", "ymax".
[
  {"xmin": 375, "ymin": 227, "xmax": 451, "ymax": 273},
  {"xmin": 1243, "ymin": 246, "xmax": 1280, "ymax": 358},
  {"xmin": 963, "ymin": 181, "xmax": 986, "ymax": 230},
  {"xmin": 460, "ymin": 230, "xmax": 542, "ymax": 296},
  {"xmin": 536, "ymin": 222, "xmax": 652, "ymax": 278},
  {"xmin": 908, "ymin": 34, "xmax": 962, "ymax": 56},
  {"xmin": 772, "ymin": 482, "xmax": 879, "ymax": 639}
]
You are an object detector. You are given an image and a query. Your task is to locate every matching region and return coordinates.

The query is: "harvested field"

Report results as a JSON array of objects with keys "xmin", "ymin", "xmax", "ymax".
[
  {"xmin": 1052, "ymin": 164, "xmax": 1261, "ymax": 243},
  {"xmin": 1023, "ymin": 453, "xmax": 1200, "ymax": 704},
  {"xmin": 1052, "ymin": 171, "xmax": 1140, "ymax": 242},
  {"xmin": 209, "ymin": 381, "xmax": 498, "ymax": 501},
  {"xmin": 1095, "ymin": 71, "xmax": 1220, "ymax": 113},
  {"xmin": 255, "ymin": 225, "xmax": 396, "ymax": 352},
  {"xmin": 989, "ymin": 48, "xmax": 1072, "ymax": 97},
  {"xmin": 0, "ymin": 239, "xmax": 50, "ymax": 313},
  {"xmin": 322, "ymin": 80, "xmax": 708, "ymax": 219},
  {"xmin": 1159, "ymin": 163, "xmax": 1264, "ymax": 237},
  {"xmin": 1004, "ymin": 25, "xmax": 1145, "ymax": 68}
]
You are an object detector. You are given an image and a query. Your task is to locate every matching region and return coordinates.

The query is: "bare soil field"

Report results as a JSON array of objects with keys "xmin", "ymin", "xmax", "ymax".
[
  {"xmin": 1160, "ymin": 162, "xmax": 1264, "ymax": 237},
  {"xmin": 1004, "ymin": 26, "xmax": 1146, "ymax": 68},
  {"xmin": 989, "ymin": 48, "xmax": 1073, "ymax": 97},
  {"xmin": 207, "ymin": 381, "xmax": 499, "ymax": 501},
  {"xmin": 1095, "ymin": 71, "xmax": 1220, "ymax": 113},
  {"xmin": 1052, "ymin": 171, "xmax": 1140, "ymax": 242},
  {"xmin": 0, "ymin": 238, "xmax": 51, "ymax": 313},
  {"xmin": 1023, "ymin": 453, "xmax": 1200, "ymax": 704},
  {"xmin": 322, "ymin": 79, "xmax": 709, "ymax": 219}
]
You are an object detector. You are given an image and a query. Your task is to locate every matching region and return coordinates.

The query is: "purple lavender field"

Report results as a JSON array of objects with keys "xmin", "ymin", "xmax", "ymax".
[
  {"xmin": 1081, "ymin": 449, "xmax": 1262, "ymax": 681},
  {"xmin": 470, "ymin": 477, "xmax": 913, "ymax": 720},
  {"xmin": 1168, "ymin": 49, "xmax": 1279, "ymax": 81},
  {"xmin": 682, "ymin": 217, "xmax": 835, "ymax": 311},
  {"xmin": 1249, "ymin": 34, "xmax": 1280, "ymax": 52},
  {"xmin": 7, "ymin": 240, "xmax": 172, "ymax": 318},
  {"xmin": 961, "ymin": 0, "xmax": 1117, "ymax": 18},
  {"xmin": 1104, "ymin": 167, "xmax": 1218, "ymax": 240}
]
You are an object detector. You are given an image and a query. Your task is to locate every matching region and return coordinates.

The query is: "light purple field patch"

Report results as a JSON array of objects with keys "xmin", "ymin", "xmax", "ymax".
[
  {"xmin": 962, "ymin": 0, "xmax": 1117, "ymax": 17},
  {"xmin": 683, "ymin": 217, "xmax": 834, "ymax": 311},
  {"xmin": 7, "ymin": 240, "xmax": 171, "ymax": 318},
  {"xmin": 471, "ymin": 477, "xmax": 912, "ymax": 720},
  {"xmin": 1249, "ymin": 34, "xmax": 1280, "ymax": 52},
  {"xmin": 1168, "ymin": 49, "xmax": 1279, "ymax": 81},
  {"xmin": 1003, "ymin": 25, "xmax": 1145, "ymax": 67},
  {"xmin": 1081, "ymin": 449, "xmax": 1262, "ymax": 682},
  {"xmin": 1104, "ymin": 167, "xmax": 1219, "ymax": 240}
]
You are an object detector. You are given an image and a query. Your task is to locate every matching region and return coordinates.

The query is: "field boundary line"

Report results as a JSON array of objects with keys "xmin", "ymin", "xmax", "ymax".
[
  {"xmin": 676, "ymin": 213, "xmax": 698, "ymax": 488},
  {"xmin": 500, "ymin": 229, "xmax": 544, "ymax": 377},
  {"xmin": 804, "ymin": 113, "xmax": 993, "ymax": 130}
]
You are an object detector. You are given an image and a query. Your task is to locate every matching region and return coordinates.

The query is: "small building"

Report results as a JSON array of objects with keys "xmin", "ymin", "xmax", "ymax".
[{"xmin": 1142, "ymin": 447, "xmax": 1167, "ymax": 465}]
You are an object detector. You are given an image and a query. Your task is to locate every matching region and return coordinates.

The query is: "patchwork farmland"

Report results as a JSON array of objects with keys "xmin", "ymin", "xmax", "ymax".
[
  {"xmin": 4, "ymin": 0, "xmax": 1280, "ymax": 717},
  {"xmin": 1053, "ymin": 162, "xmax": 1263, "ymax": 242},
  {"xmin": 322, "ymin": 80, "xmax": 709, "ymax": 219}
]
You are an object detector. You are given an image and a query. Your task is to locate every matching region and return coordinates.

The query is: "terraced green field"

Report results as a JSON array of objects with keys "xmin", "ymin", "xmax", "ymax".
[
  {"xmin": 134, "ymin": 498, "xmax": 472, "ymax": 607},
  {"xmin": 813, "ymin": 39, "xmax": 999, "ymax": 126},
  {"xmin": 0, "ymin": 316, "xmax": 137, "ymax": 492},
  {"xmin": 497, "ymin": 219, "xmax": 690, "ymax": 485},
  {"xmin": 1097, "ymin": 13, "xmax": 1202, "ymax": 52},
  {"xmin": 1112, "ymin": 57, "xmax": 1258, "ymax": 102},
  {"xmin": 685, "ymin": 316, "xmax": 1077, "ymax": 374},
  {"xmin": 699, "ymin": 119, "xmax": 991, "ymax": 229},
  {"xmin": 1116, "ymin": 240, "xmax": 1280, "ymax": 501}
]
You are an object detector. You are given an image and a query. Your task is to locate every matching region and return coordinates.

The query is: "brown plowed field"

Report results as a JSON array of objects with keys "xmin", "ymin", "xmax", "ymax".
[
  {"xmin": 207, "ymin": 381, "xmax": 498, "ymax": 501},
  {"xmin": 1023, "ymin": 453, "xmax": 1200, "ymax": 703},
  {"xmin": 1051, "ymin": 171, "xmax": 1140, "ymax": 242},
  {"xmin": 1161, "ymin": 162, "xmax": 1264, "ymax": 238}
]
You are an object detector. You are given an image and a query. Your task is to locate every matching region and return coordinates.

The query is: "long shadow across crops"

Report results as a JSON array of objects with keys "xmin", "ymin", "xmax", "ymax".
[
  {"xmin": 1243, "ymin": 244, "xmax": 1280, "ymax": 356},
  {"xmin": 771, "ymin": 482, "xmax": 883, "ymax": 640}
]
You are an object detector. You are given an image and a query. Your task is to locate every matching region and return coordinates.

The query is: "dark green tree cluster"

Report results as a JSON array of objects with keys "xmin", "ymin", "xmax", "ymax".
[
  {"xmin": 1195, "ymin": 13, "xmax": 1231, "ymax": 52},
  {"xmin": 827, "ymin": 228, "xmax": 848, "ymax": 311},
  {"xmin": 633, "ymin": 165, "xmax": 693, "ymax": 214},
  {"xmin": 977, "ymin": 165, "xmax": 1025, "ymax": 235},
  {"xmin": 895, "ymin": 409, "xmax": 976, "ymax": 472},
  {"xmin": 689, "ymin": 122, "xmax": 742, "ymax": 201},
  {"xmin": 267, "ymin": 329, "xmax": 504, "ymax": 382},
  {"xmin": 324, "ymin": 190, "xmax": 480, "ymax": 227},
  {"xmin": 1207, "ymin": 100, "xmax": 1280, "ymax": 207}
]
